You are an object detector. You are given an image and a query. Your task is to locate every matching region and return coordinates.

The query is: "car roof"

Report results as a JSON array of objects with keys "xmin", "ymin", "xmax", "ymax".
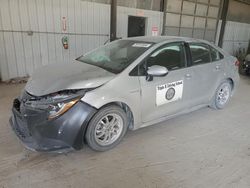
[{"xmin": 124, "ymin": 36, "xmax": 202, "ymax": 44}]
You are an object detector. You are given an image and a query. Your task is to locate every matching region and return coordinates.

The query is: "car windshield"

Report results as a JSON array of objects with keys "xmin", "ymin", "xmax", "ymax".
[{"xmin": 76, "ymin": 40, "xmax": 154, "ymax": 74}]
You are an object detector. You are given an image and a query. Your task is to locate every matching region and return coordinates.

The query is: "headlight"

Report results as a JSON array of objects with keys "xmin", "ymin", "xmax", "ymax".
[
  {"xmin": 24, "ymin": 90, "xmax": 85, "ymax": 119},
  {"xmin": 48, "ymin": 98, "xmax": 80, "ymax": 120}
]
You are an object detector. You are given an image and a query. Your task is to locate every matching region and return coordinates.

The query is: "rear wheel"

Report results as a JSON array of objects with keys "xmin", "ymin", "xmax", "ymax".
[
  {"xmin": 85, "ymin": 105, "xmax": 128, "ymax": 151},
  {"xmin": 210, "ymin": 81, "xmax": 232, "ymax": 109},
  {"xmin": 246, "ymin": 69, "xmax": 250, "ymax": 75}
]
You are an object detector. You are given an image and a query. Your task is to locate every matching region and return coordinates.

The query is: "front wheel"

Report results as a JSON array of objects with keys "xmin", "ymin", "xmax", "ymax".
[
  {"xmin": 210, "ymin": 81, "xmax": 232, "ymax": 109},
  {"xmin": 85, "ymin": 105, "xmax": 128, "ymax": 151}
]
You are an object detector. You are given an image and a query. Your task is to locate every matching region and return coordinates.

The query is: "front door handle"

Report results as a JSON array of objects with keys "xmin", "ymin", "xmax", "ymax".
[{"xmin": 215, "ymin": 65, "xmax": 221, "ymax": 70}]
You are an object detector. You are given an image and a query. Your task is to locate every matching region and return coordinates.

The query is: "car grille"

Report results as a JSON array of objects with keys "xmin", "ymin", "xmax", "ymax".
[
  {"xmin": 12, "ymin": 98, "xmax": 32, "ymax": 139},
  {"xmin": 13, "ymin": 98, "xmax": 21, "ymax": 112},
  {"xmin": 12, "ymin": 118, "xmax": 31, "ymax": 139}
]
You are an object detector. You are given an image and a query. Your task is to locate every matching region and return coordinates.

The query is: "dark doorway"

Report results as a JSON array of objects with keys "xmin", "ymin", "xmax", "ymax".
[{"xmin": 128, "ymin": 16, "xmax": 146, "ymax": 37}]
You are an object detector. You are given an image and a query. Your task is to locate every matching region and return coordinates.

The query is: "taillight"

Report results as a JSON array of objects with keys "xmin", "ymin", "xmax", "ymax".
[{"xmin": 235, "ymin": 60, "xmax": 240, "ymax": 67}]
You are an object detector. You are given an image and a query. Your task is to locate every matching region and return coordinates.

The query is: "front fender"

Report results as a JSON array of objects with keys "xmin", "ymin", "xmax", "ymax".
[{"xmin": 81, "ymin": 76, "xmax": 142, "ymax": 129}]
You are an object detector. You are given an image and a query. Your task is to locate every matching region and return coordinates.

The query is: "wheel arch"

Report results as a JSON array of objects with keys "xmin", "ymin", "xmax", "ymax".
[
  {"xmin": 226, "ymin": 77, "xmax": 234, "ymax": 91},
  {"xmin": 74, "ymin": 101, "xmax": 135, "ymax": 149},
  {"xmin": 96, "ymin": 101, "xmax": 135, "ymax": 130}
]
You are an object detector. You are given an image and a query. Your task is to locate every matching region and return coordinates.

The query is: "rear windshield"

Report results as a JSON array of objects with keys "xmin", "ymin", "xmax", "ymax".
[{"xmin": 76, "ymin": 40, "xmax": 154, "ymax": 74}]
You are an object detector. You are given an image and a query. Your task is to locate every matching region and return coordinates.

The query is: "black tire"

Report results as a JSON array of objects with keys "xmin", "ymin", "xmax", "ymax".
[
  {"xmin": 246, "ymin": 69, "xmax": 250, "ymax": 75},
  {"xmin": 238, "ymin": 62, "xmax": 246, "ymax": 75},
  {"xmin": 210, "ymin": 81, "xmax": 232, "ymax": 110},
  {"xmin": 85, "ymin": 105, "xmax": 128, "ymax": 151}
]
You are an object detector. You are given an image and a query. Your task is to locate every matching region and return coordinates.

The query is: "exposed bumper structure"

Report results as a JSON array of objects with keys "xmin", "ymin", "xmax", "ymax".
[{"xmin": 10, "ymin": 99, "xmax": 96, "ymax": 153}]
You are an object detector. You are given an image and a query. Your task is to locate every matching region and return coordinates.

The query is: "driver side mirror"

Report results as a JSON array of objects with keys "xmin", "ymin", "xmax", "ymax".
[{"xmin": 146, "ymin": 65, "xmax": 168, "ymax": 81}]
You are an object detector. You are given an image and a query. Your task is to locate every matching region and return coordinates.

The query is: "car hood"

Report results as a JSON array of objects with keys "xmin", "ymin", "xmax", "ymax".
[{"xmin": 25, "ymin": 61, "xmax": 115, "ymax": 96}]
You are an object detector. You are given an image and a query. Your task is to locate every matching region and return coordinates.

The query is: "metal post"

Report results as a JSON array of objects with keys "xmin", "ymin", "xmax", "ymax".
[
  {"xmin": 218, "ymin": 0, "xmax": 229, "ymax": 47},
  {"xmin": 161, "ymin": 0, "xmax": 167, "ymax": 35},
  {"xmin": 203, "ymin": 0, "xmax": 210, "ymax": 41},
  {"xmin": 110, "ymin": 0, "xmax": 117, "ymax": 41}
]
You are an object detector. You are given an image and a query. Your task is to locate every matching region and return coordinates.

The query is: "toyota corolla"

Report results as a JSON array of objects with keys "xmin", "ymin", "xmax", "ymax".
[{"xmin": 10, "ymin": 36, "xmax": 239, "ymax": 152}]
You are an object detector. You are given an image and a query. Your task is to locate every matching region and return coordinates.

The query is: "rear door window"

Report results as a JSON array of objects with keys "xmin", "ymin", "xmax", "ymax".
[{"xmin": 189, "ymin": 43, "xmax": 211, "ymax": 65}]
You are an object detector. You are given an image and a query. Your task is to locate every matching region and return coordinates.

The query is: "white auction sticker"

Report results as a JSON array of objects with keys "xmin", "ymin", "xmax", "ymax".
[
  {"xmin": 132, "ymin": 43, "xmax": 151, "ymax": 48},
  {"xmin": 156, "ymin": 80, "xmax": 183, "ymax": 106}
]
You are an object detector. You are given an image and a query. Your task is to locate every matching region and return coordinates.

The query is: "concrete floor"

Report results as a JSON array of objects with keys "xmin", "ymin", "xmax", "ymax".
[{"xmin": 0, "ymin": 76, "xmax": 250, "ymax": 188}]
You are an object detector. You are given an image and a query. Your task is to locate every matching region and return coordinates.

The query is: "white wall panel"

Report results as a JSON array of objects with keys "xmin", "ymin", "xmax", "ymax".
[
  {"xmin": 1, "ymin": 0, "xmax": 12, "ymax": 30},
  {"xmin": 28, "ymin": 0, "xmax": 42, "ymax": 70},
  {"xmin": 68, "ymin": 0, "xmax": 76, "ymax": 61},
  {"xmin": 0, "ymin": 9, "xmax": 8, "ymax": 80},
  {"xmin": 61, "ymin": 0, "xmax": 70, "ymax": 64},
  {"xmin": 88, "ymin": 2, "xmax": 96, "ymax": 51},
  {"xmin": 36, "ymin": 0, "xmax": 47, "ymax": 32},
  {"xmin": 9, "ymin": 0, "xmax": 26, "ymax": 77},
  {"xmin": 52, "ymin": 0, "xmax": 63, "ymax": 64},
  {"xmin": 0, "ymin": 1, "xmax": 18, "ymax": 78},
  {"xmin": 36, "ymin": 0, "xmax": 49, "ymax": 66},
  {"xmin": 3, "ymin": 32, "xmax": 18, "ymax": 78},
  {"xmin": 99, "ymin": 3, "xmax": 110, "ymax": 45},
  {"xmin": 45, "ymin": 0, "xmax": 57, "ymax": 65},
  {"xmin": 18, "ymin": 0, "xmax": 34, "ymax": 75},
  {"xmin": 74, "ymin": 0, "xmax": 83, "ymax": 57},
  {"xmin": 81, "ymin": 1, "xmax": 89, "ymax": 53}
]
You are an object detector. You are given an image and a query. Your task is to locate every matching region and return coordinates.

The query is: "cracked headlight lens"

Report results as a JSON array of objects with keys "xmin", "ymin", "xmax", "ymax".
[{"xmin": 48, "ymin": 98, "xmax": 80, "ymax": 120}]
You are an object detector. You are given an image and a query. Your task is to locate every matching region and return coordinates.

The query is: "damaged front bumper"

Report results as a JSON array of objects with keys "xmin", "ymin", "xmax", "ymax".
[{"xmin": 10, "ymin": 97, "xmax": 96, "ymax": 153}]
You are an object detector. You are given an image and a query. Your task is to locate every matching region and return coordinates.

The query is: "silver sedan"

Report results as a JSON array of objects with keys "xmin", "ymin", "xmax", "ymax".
[{"xmin": 10, "ymin": 36, "xmax": 239, "ymax": 152}]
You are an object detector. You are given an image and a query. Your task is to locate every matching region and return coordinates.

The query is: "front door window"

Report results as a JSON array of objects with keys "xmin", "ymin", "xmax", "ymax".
[{"xmin": 147, "ymin": 42, "xmax": 186, "ymax": 71}]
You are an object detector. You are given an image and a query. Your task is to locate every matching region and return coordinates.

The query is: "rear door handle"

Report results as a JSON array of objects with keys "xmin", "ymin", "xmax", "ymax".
[{"xmin": 185, "ymin": 73, "xmax": 192, "ymax": 79}]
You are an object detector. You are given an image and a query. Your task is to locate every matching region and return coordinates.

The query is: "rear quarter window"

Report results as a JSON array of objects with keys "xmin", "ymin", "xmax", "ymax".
[{"xmin": 210, "ymin": 46, "xmax": 224, "ymax": 61}]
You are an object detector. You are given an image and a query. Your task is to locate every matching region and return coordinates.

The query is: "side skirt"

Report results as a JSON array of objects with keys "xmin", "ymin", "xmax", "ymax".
[{"xmin": 133, "ymin": 103, "xmax": 210, "ymax": 130}]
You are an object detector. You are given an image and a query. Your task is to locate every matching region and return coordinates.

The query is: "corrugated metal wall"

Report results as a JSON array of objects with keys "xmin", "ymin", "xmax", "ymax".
[
  {"xmin": 1, "ymin": 0, "xmax": 249, "ymax": 81},
  {"xmin": 222, "ymin": 21, "xmax": 250, "ymax": 55},
  {"xmin": 0, "ymin": 0, "xmax": 162, "ymax": 81},
  {"xmin": 0, "ymin": 0, "xmax": 110, "ymax": 81},
  {"xmin": 163, "ymin": 0, "xmax": 222, "ymax": 43}
]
